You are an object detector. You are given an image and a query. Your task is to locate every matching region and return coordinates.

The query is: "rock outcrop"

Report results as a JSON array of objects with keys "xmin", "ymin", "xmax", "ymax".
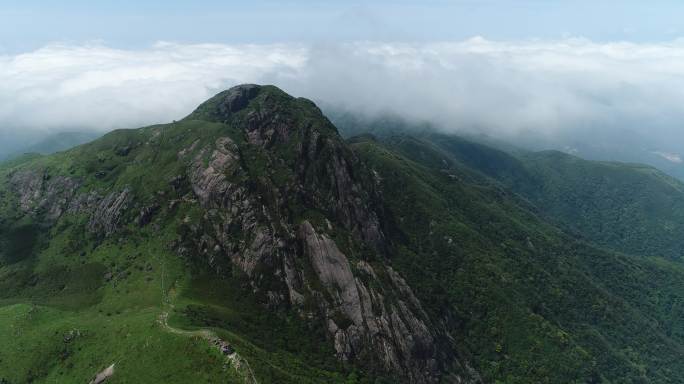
[
  {"xmin": 177, "ymin": 85, "xmax": 477, "ymax": 383},
  {"xmin": 87, "ymin": 188, "xmax": 130, "ymax": 235},
  {"xmin": 8, "ymin": 169, "xmax": 130, "ymax": 237},
  {"xmin": 8, "ymin": 170, "xmax": 80, "ymax": 220},
  {"xmin": 298, "ymin": 221, "xmax": 440, "ymax": 383}
]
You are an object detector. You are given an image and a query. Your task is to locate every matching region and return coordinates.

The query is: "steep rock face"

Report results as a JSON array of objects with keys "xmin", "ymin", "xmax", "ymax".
[
  {"xmin": 188, "ymin": 85, "xmax": 385, "ymax": 251},
  {"xmin": 187, "ymin": 136, "xmax": 239, "ymax": 207},
  {"xmin": 7, "ymin": 169, "xmax": 130, "ymax": 237},
  {"xmin": 8, "ymin": 169, "xmax": 80, "ymax": 220},
  {"xmin": 298, "ymin": 221, "xmax": 441, "ymax": 383},
  {"xmin": 178, "ymin": 85, "xmax": 477, "ymax": 383},
  {"xmin": 86, "ymin": 188, "xmax": 131, "ymax": 235}
]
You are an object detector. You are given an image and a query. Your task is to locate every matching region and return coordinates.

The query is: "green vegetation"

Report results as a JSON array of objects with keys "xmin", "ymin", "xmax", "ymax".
[
  {"xmin": 0, "ymin": 216, "xmax": 237, "ymax": 383},
  {"xmin": 3, "ymin": 86, "xmax": 684, "ymax": 383},
  {"xmin": 351, "ymin": 135, "xmax": 684, "ymax": 383},
  {"xmin": 0, "ymin": 87, "xmax": 380, "ymax": 383},
  {"xmin": 168, "ymin": 274, "xmax": 366, "ymax": 384},
  {"xmin": 406, "ymin": 132, "xmax": 684, "ymax": 260}
]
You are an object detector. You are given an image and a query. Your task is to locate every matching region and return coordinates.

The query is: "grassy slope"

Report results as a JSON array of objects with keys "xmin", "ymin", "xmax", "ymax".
[
  {"xmin": 351, "ymin": 136, "xmax": 684, "ymax": 384},
  {"xmin": 0, "ymin": 218, "xmax": 236, "ymax": 383},
  {"xmin": 0, "ymin": 118, "xmax": 370, "ymax": 383}
]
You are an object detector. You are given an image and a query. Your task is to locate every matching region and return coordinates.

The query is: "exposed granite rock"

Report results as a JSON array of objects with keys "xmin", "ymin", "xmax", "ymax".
[
  {"xmin": 187, "ymin": 137, "xmax": 239, "ymax": 207},
  {"xmin": 218, "ymin": 84, "xmax": 261, "ymax": 115},
  {"xmin": 298, "ymin": 221, "xmax": 363, "ymax": 326},
  {"xmin": 299, "ymin": 221, "xmax": 440, "ymax": 382},
  {"xmin": 199, "ymin": 84, "xmax": 387, "ymax": 251},
  {"xmin": 177, "ymin": 85, "xmax": 477, "ymax": 383},
  {"xmin": 7, "ymin": 169, "xmax": 132, "ymax": 236},
  {"xmin": 187, "ymin": 84, "xmax": 261, "ymax": 123},
  {"xmin": 8, "ymin": 170, "xmax": 80, "ymax": 220},
  {"xmin": 67, "ymin": 190, "xmax": 101, "ymax": 214},
  {"xmin": 296, "ymin": 130, "xmax": 386, "ymax": 252},
  {"xmin": 86, "ymin": 188, "xmax": 131, "ymax": 236}
]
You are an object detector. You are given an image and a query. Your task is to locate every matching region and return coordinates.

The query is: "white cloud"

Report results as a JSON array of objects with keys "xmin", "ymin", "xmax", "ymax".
[
  {"xmin": 3, "ymin": 38, "xmax": 684, "ymax": 154},
  {"xmin": 0, "ymin": 42, "xmax": 307, "ymax": 133},
  {"xmin": 653, "ymin": 151, "xmax": 683, "ymax": 163}
]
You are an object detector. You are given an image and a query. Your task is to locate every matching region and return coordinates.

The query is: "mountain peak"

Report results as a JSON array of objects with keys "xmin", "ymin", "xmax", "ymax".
[
  {"xmin": 184, "ymin": 84, "xmax": 340, "ymax": 150},
  {"xmin": 186, "ymin": 84, "xmax": 292, "ymax": 122},
  {"xmin": 213, "ymin": 83, "xmax": 261, "ymax": 114}
]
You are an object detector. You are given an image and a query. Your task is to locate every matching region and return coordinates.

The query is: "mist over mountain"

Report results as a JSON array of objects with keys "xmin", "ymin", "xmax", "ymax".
[
  {"xmin": 0, "ymin": 131, "xmax": 100, "ymax": 161},
  {"xmin": 4, "ymin": 38, "xmax": 684, "ymax": 180}
]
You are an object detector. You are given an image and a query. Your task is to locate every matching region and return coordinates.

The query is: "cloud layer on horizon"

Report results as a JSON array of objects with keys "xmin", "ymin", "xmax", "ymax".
[{"xmin": 3, "ymin": 38, "xmax": 684, "ymax": 152}]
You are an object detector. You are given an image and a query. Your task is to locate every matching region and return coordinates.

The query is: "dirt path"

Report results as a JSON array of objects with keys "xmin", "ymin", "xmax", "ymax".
[
  {"xmin": 158, "ymin": 301, "xmax": 258, "ymax": 384},
  {"xmin": 89, "ymin": 363, "xmax": 115, "ymax": 384}
]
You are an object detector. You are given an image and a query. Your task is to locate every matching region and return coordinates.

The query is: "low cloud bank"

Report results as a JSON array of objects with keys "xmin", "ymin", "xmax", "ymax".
[
  {"xmin": 3, "ymin": 38, "xmax": 684, "ymax": 155},
  {"xmin": 0, "ymin": 42, "xmax": 306, "ymax": 134}
]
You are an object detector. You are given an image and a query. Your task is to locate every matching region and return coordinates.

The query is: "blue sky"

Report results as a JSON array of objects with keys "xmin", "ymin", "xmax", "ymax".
[{"xmin": 2, "ymin": 1, "xmax": 684, "ymax": 52}]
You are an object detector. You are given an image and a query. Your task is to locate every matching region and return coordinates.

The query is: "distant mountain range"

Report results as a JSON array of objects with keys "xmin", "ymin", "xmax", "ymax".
[
  {"xmin": 0, "ymin": 131, "xmax": 100, "ymax": 161},
  {"xmin": 327, "ymin": 108, "xmax": 684, "ymax": 182}
]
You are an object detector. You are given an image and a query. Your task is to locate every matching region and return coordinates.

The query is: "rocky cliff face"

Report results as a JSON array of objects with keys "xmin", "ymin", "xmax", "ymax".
[
  {"xmin": 7, "ymin": 169, "xmax": 130, "ymax": 236},
  {"xmin": 298, "ymin": 220, "xmax": 439, "ymax": 382},
  {"xmin": 179, "ymin": 85, "xmax": 478, "ymax": 383},
  {"xmin": 4, "ymin": 85, "xmax": 479, "ymax": 383}
]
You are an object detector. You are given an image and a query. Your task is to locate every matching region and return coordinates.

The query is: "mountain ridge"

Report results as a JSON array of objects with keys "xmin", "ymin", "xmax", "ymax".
[
  {"xmin": 0, "ymin": 85, "xmax": 480, "ymax": 383},
  {"xmin": 2, "ymin": 85, "xmax": 684, "ymax": 383}
]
